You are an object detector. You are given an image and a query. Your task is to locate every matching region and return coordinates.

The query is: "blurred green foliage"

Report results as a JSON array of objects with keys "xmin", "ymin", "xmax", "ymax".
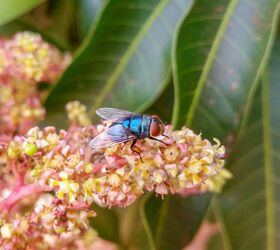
[{"xmin": 1, "ymin": 0, "xmax": 280, "ymax": 249}]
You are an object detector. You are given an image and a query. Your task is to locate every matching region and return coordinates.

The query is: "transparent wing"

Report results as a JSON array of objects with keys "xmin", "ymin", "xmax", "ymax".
[
  {"xmin": 96, "ymin": 107, "xmax": 138, "ymax": 121},
  {"xmin": 89, "ymin": 130, "xmax": 119, "ymax": 148},
  {"xmin": 89, "ymin": 124, "xmax": 136, "ymax": 149}
]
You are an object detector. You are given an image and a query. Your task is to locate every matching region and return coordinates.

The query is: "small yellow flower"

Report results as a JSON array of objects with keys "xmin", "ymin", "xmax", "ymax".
[
  {"xmin": 53, "ymin": 225, "xmax": 66, "ymax": 234},
  {"xmin": 187, "ymin": 159, "xmax": 202, "ymax": 174},
  {"xmin": 49, "ymin": 171, "xmax": 79, "ymax": 203},
  {"xmin": 46, "ymin": 133, "xmax": 59, "ymax": 145},
  {"xmin": 133, "ymin": 161, "xmax": 155, "ymax": 180},
  {"xmin": 84, "ymin": 163, "xmax": 93, "ymax": 173},
  {"xmin": 164, "ymin": 145, "xmax": 179, "ymax": 162},
  {"xmin": 164, "ymin": 164, "xmax": 178, "ymax": 177},
  {"xmin": 192, "ymin": 174, "xmax": 201, "ymax": 185},
  {"xmin": 7, "ymin": 141, "xmax": 21, "ymax": 159},
  {"xmin": 153, "ymin": 170, "xmax": 167, "ymax": 184},
  {"xmin": 213, "ymin": 138, "xmax": 225, "ymax": 155},
  {"xmin": 108, "ymin": 173, "xmax": 122, "ymax": 187},
  {"xmin": 202, "ymin": 169, "xmax": 232, "ymax": 192},
  {"xmin": 66, "ymin": 101, "xmax": 91, "ymax": 126},
  {"xmin": 15, "ymin": 218, "xmax": 29, "ymax": 235},
  {"xmin": 1, "ymin": 223, "xmax": 13, "ymax": 239},
  {"xmin": 83, "ymin": 178, "xmax": 95, "ymax": 204},
  {"xmin": 82, "ymin": 177, "xmax": 107, "ymax": 204}
]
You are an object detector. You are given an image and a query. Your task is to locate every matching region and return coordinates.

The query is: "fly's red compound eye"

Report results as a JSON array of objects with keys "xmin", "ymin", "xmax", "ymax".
[
  {"xmin": 151, "ymin": 115, "xmax": 160, "ymax": 119},
  {"xmin": 150, "ymin": 120, "xmax": 161, "ymax": 137}
]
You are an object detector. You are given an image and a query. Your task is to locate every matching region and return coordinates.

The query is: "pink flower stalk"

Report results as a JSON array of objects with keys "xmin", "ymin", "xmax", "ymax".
[
  {"xmin": 0, "ymin": 101, "xmax": 230, "ymax": 249},
  {"xmin": 183, "ymin": 221, "xmax": 220, "ymax": 250},
  {"xmin": 0, "ymin": 32, "xmax": 71, "ymax": 138}
]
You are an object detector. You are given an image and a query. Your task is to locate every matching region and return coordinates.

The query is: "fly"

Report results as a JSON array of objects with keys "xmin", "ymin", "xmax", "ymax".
[{"xmin": 89, "ymin": 107, "xmax": 168, "ymax": 162}]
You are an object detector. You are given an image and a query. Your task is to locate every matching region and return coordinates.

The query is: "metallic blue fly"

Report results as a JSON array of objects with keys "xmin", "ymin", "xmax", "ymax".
[{"xmin": 89, "ymin": 107, "xmax": 167, "ymax": 161}]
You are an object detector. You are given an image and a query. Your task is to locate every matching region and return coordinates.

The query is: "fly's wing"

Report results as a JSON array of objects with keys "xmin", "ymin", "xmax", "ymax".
[
  {"xmin": 96, "ymin": 107, "xmax": 138, "ymax": 121},
  {"xmin": 89, "ymin": 123, "xmax": 136, "ymax": 149},
  {"xmin": 89, "ymin": 130, "xmax": 119, "ymax": 148}
]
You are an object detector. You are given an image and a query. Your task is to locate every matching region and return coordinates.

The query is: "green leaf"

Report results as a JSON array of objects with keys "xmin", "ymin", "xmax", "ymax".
[
  {"xmin": 30, "ymin": 0, "xmax": 78, "ymax": 50},
  {"xmin": 142, "ymin": 1, "xmax": 280, "ymax": 249},
  {"xmin": 90, "ymin": 204, "xmax": 121, "ymax": 244},
  {"xmin": 78, "ymin": 0, "xmax": 104, "ymax": 39},
  {"xmin": 206, "ymin": 201, "xmax": 228, "ymax": 250},
  {"xmin": 141, "ymin": 193, "xmax": 211, "ymax": 250},
  {"xmin": 43, "ymin": 0, "xmax": 194, "ymax": 128},
  {"xmin": 118, "ymin": 201, "xmax": 150, "ymax": 250},
  {"xmin": 173, "ymin": 0, "xmax": 279, "ymax": 140},
  {"xmin": 0, "ymin": 0, "xmax": 44, "ymax": 26},
  {"xmin": 0, "ymin": 0, "xmax": 77, "ymax": 51},
  {"xmin": 145, "ymin": 81, "xmax": 174, "ymax": 124},
  {"xmin": 215, "ymin": 34, "xmax": 280, "ymax": 250}
]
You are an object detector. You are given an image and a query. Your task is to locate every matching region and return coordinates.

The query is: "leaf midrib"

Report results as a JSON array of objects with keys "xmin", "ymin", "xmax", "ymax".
[
  {"xmin": 89, "ymin": 0, "xmax": 169, "ymax": 115},
  {"xmin": 140, "ymin": 193, "xmax": 156, "ymax": 250},
  {"xmin": 217, "ymin": 2, "xmax": 280, "ymax": 248},
  {"xmin": 182, "ymin": 0, "xmax": 239, "ymax": 127},
  {"xmin": 154, "ymin": 196, "xmax": 170, "ymax": 248},
  {"xmin": 237, "ymin": 2, "xmax": 280, "ymax": 141},
  {"xmin": 262, "ymin": 70, "xmax": 275, "ymax": 250}
]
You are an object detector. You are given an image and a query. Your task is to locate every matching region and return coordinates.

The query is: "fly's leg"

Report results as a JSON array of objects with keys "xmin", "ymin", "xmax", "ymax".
[
  {"xmin": 130, "ymin": 139, "xmax": 143, "ymax": 163},
  {"xmin": 120, "ymin": 141, "xmax": 129, "ymax": 150},
  {"xmin": 149, "ymin": 137, "xmax": 168, "ymax": 146},
  {"xmin": 162, "ymin": 134, "xmax": 169, "ymax": 139}
]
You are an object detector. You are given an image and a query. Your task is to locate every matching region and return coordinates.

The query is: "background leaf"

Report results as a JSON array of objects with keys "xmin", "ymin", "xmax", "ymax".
[
  {"xmin": 173, "ymin": 0, "xmax": 279, "ymax": 140},
  {"xmin": 145, "ymin": 81, "xmax": 174, "ymax": 123},
  {"xmin": 1, "ymin": 0, "xmax": 278, "ymax": 249},
  {"xmin": 89, "ymin": 204, "xmax": 121, "ymax": 245},
  {"xmin": 140, "ymin": 0, "xmax": 280, "ymax": 249},
  {"xmin": 26, "ymin": 0, "xmax": 78, "ymax": 50},
  {"xmin": 118, "ymin": 201, "xmax": 150, "ymax": 250},
  {"xmin": 214, "ymin": 34, "xmax": 280, "ymax": 250},
  {"xmin": 141, "ymin": 194, "xmax": 211, "ymax": 250},
  {"xmin": 78, "ymin": 0, "xmax": 104, "ymax": 39},
  {"xmin": 0, "ymin": 0, "xmax": 44, "ymax": 26},
  {"xmin": 43, "ymin": 0, "xmax": 194, "ymax": 128},
  {"xmin": 0, "ymin": 0, "xmax": 79, "ymax": 51}
]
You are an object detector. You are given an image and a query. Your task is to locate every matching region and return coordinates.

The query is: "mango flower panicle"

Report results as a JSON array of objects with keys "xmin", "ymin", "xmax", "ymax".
[
  {"xmin": 0, "ymin": 31, "xmax": 230, "ymax": 249},
  {"xmin": 0, "ymin": 32, "xmax": 71, "ymax": 138}
]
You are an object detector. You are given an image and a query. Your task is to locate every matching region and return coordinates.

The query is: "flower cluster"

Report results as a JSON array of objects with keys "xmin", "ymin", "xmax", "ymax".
[
  {"xmin": 86, "ymin": 125, "xmax": 227, "ymax": 207},
  {"xmin": 0, "ymin": 194, "xmax": 97, "ymax": 250},
  {"xmin": 0, "ymin": 31, "xmax": 230, "ymax": 248},
  {"xmin": 0, "ymin": 101, "xmax": 229, "ymax": 248},
  {"xmin": 0, "ymin": 32, "xmax": 71, "ymax": 83},
  {"xmin": 3, "ymin": 121, "xmax": 226, "ymax": 208},
  {"xmin": 0, "ymin": 32, "xmax": 71, "ymax": 138}
]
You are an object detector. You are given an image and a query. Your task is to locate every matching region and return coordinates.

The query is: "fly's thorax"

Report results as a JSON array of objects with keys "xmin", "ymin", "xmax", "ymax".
[
  {"xmin": 141, "ymin": 115, "xmax": 152, "ymax": 138},
  {"xmin": 120, "ymin": 115, "xmax": 151, "ymax": 139}
]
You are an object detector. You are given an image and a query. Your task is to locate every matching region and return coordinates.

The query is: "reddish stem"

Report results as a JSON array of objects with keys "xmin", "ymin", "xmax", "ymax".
[
  {"xmin": 10, "ymin": 160, "xmax": 24, "ymax": 186},
  {"xmin": 71, "ymin": 201, "xmax": 90, "ymax": 210},
  {"xmin": 0, "ymin": 184, "xmax": 51, "ymax": 212}
]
